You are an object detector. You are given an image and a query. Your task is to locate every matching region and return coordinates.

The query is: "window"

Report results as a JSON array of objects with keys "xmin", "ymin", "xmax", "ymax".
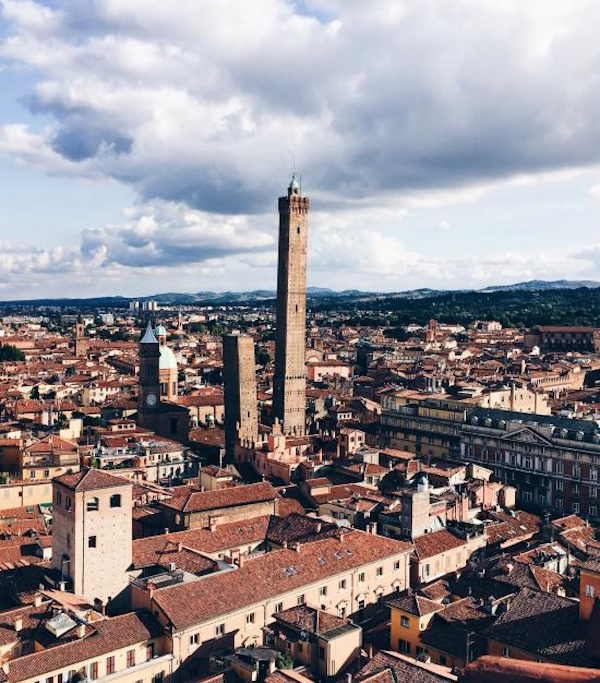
[
  {"xmin": 358, "ymin": 572, "xmax": 365, "ymax": 583},
  {"xmin": 106, "ymin": 656, "xmax": 115, "ymax": 675},
  {"xmin": 591, "ymin": 505, "xmax": 597, "ymax": 517},
  {"xmin": 338, "ymin": 605, "xmax": 346, "ymax": 617},
  {"xmin": 44, "ymin": 470, "xmax": 50, "ymax": 479},
  {"xmin": 297, "ymin": 594, "xmax": 305, "ymax": 605},
  {"xmin": 376, "ymin": 566, "xmax": 383, "ymax": 576},
  {"xmin": 339, "ymin": 579, "xmax": 346, "ymax": 590},
  {"xmin": 357, "ymin": 598, "xmax": 366, "ymax": 610},
  {"xmin": 394, "ymin": 560, "xmax": 401, "ymax": 570},
  {"xmin": 274, "ymin": 602, "xmax": 283, "ymax": 612},
  {"xmin": 110, "ymin": 494, "xmax": 121, "ymax": 508},
  {"xmin": 88, "ymin": 535, "xmax": 97, "ymax": 548},
  {"xmin": 401, "ymin": 616, "xmax": 410, "ymax": 628},
  {"xmin": 90, "ymin": 662, "xmax": 98, "ymax": 680},
  {"xmin": 555, "ymin": 480, "xmax": 563, "ymax": 491},
  {"xmin": 127, "ymin": 650, "xmax": 135, "ymax": 667},
  {"xmin": 215, "ymin": 624, "xmax": 225, "ymax": 637},
  {"xmin": 319, "ymin": 646, "xmax": 325, "ymax": 660},
  {"xmin": 66, "ymin": 532, "xmax": 71, "ymax": 548},
  {"xmin": 425, "ymin": 563, "xmax": 431, "ymax": 577},
  {"xmin": 55, "ymin": 491, "xmax": 62, "ymax": 506},
  {"xmin": 87, "ymin": 497, "xmax": 99, "ymax": 512},
  {"xmin": 398, "ymin": 639, "xmax": 410, "ymax": 654},
  {"xmin": 592, "ymin": 468, "xmax": 598, "ymax": 481},
  {"xmin": 502, "ymin": 646, "xmax": 510, "ymax": 658},
  {"xmin": 146, "ymin": 643, "xmax": 155, "ymax": 661},
  {"xmin": 573, "ymin": 502, "xmax": 580, "ymax": 514},
  {"xmin": 585, "ymin": 584, "xmax": 595, "ymax": 598},
  {"xmin": 66, "ymin": 496, "xmax": 72, "ymax": 511},
  {"xmin": 320, "ymin": 586, "xmax": 327, "ymax": 597},
  {"xmin": 153, "ymin": 674, "xmax": 164, "ymax": 683},
  {"xmin": 246, "ymin": 612, "xmax": 255, "ymax": 624},
  {"xmin": 190, "ymin": 633, "xmax": 199, "ymax": 645}
]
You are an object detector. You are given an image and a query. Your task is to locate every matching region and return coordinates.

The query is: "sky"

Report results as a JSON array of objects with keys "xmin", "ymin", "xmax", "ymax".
[{"xmin": 2, "ymin": 1, "xmax": 600, "ymax": 299}]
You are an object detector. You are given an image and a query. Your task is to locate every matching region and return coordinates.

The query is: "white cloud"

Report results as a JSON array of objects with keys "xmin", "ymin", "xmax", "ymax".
[{"xmin": 2, "ymin": 1, "xmax": 600, "ymax": 296}]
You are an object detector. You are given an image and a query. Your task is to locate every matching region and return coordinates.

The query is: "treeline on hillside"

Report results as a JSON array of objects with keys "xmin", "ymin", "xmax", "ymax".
[{"xmin": 314, "ymin": 288, "xmax": 600, "ymax": 329}]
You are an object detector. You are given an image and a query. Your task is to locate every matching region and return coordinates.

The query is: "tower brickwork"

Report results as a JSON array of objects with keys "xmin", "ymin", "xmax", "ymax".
[
  {"xmin": 273, "ymin": 176, "xmax": 309, "ymax": 436},
  {"xmin": 223, "ymin": 334, "xmax": 258, "ymax": 460},
  {"xmin": 74, "ymin": 315, "xmax": 88, "ymax": 358}
]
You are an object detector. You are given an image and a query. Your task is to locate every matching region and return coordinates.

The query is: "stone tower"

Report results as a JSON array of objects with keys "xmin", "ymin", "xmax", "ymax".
[
  {"xmin": 273, "ymin": 175, "xmax": 309, "ymax": 436},
  {"xmin": 74, "ymin": 314, "xmax": 88, "ymax": 358},
  {"xmin": 52, "ymin": 469, "xmax": 132, "ymax": 606},
  {"xmin": 138, "ymin": 321, "xmax": 161, "ymax": 420},
  {"xmin": 223, "ymin": 334, "xmax": 258, "ymax": 461}
]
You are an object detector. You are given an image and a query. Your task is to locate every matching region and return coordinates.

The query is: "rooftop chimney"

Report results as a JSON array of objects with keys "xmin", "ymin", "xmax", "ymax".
[
  {"xmin": 76, "ymin": 624, "xmax": 86, "ymax": 639},
  {"xmin": 34, "ymin": 594, "xmax": 43, "ymax": 607},
  {"xmin": 14, "ymin": 617, "xmax": 23, "ymax": 632},
  {"xmin": 177, "ymin": 542, "xmax": 183, "ymax": 552}
]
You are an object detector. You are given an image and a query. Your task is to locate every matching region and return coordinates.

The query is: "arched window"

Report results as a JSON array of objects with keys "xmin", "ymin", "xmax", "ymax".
[
  {"xmin": 110, "ymin": 494, "xmax": 122, "ymax": 508},
  {"xmin": 86, "ymin": 497, "xmax": 99, "ymax": 512}
]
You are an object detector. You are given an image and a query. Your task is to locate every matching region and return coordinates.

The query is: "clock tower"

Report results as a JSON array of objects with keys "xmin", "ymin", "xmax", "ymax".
[{"xmin": 138, "ymin": 321, "xmax": 160, "ymax": 417}]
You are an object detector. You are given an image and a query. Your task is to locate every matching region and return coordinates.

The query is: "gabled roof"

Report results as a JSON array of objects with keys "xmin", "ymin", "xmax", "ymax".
[
  {"xmin": 160, "ymin": 481, "xmax": 278, "ymax": 514},
  {"xmin": 54, "ymin": 468, "xmax": 131, "ymax": 492},
  {"xmin": 485, "ymin": 588, "xmax": 594, "ymax": 666},
  {"xmin": 388, "ymin": 593, "xmax": 443, "ymax": 617}
]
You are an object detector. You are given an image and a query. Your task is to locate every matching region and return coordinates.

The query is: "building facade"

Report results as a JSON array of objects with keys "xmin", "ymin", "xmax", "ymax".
[
  {"xmin": 461, "ymin": 408, "xmax": 600, "ymax": 518},
  {"xmin": 51, "ymin": 469, "xmax": 133, "ymax": 606}
]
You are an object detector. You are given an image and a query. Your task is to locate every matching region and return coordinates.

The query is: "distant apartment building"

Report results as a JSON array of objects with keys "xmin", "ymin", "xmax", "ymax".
[{"xmin": 524, "ymin": 325, "xmax": 600, "ymax": 352}]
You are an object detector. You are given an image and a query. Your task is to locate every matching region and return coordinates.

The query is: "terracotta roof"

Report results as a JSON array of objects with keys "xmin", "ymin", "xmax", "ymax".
[
  {"xmin": 54, "ymin": 468, "xmax": 131, "ymax": 492},
  {"xmin": 266, "ymin": 514, "xmax": 342, "ymax": 546},
  {"xmin": 274, "ymin": 605, "xmax": 347, "ymax": 635},
  {"xmin": 160, "ymin": 482, "xmax": 278, "ymax": 513},
  {"xmin": 388, "ymin": 594, "xmax": 443, "ymax": 617},
  {"xmin": 132, "ymin": 516, "xmax": 270, "ymax": 563},
  {"xmin": 7, "ymin": 611, "xmax": 163, "ymax": 682},
  {"xmin": 151, "ymin": 531, "xmax": 412, "ymax": 630},
  {"xmin": 485, "ymin": 588, "xmax": 594, "ymax": 666},
  {"xmin": 414, "ymin": 530, "xmax": 466, "ymax": 560},
  {"xmin": 355, "ymin": 650, "xmax": 456, "ymax": 683}
]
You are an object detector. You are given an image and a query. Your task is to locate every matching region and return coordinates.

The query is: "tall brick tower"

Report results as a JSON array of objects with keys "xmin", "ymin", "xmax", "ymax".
[
  {"xmin": 223, "ymin": 333, "xmax": 258, "ymax": 460},
  {"xmin": 273, "ymin": 175, "xmax": 308, "ymax": 436}
]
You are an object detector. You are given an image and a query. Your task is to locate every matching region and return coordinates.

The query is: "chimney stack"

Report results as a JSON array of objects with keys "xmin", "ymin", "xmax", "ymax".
[
  {"xmin": 34, "ymin": 594, "xmax": 43, "ymax": 607},
  {"xmin": 76, "ymin": 624, "xmax": 86, "ymax": 639},
  {"xmin": 177, "ymin": 542, "xmax": 183, "ymax": 552},
  {"xmin": 14, "ymin": 617, "xmax": 23, "ymax": 632}
]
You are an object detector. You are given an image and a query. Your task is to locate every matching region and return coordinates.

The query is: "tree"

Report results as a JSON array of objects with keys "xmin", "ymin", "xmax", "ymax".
[
  {"xmin": 255, "ymin": 346, "xmax": 272, "ymax": 366},
  {"xmin": 0, "ymin": 344, "xmax": 25, "ymax": 361},
  {"xmin": 275, "ymin": 654, "xmax": 294, "ymax": 670}
]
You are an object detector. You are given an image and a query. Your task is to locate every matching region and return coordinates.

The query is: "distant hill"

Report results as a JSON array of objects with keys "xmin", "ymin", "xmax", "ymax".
[
  {"xmin": 1, "ymin": 280, "xmax": 600, "ymax": 308},
  {"xmin": 480, "ymin": 279, "xmax": 600, "ymax": 292}
]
